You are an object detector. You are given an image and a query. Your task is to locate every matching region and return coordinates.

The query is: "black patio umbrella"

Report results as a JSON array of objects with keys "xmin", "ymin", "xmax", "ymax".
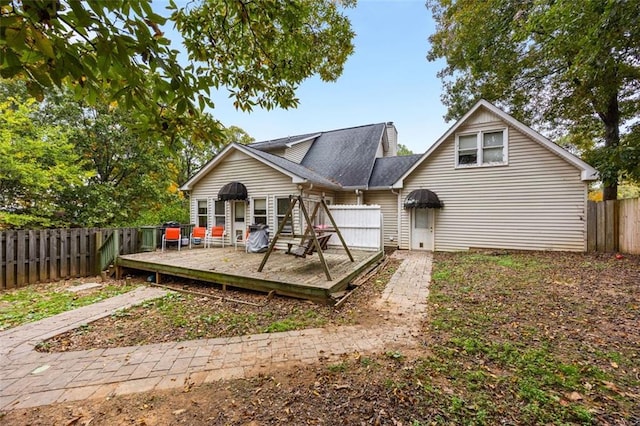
[
  {"xmin": 218, "ymin": 181, "xmax": 248, "ymax": 201},
  {"xmin": 404, "ymin": 189, "xmax": 444, "ymax": 209}
]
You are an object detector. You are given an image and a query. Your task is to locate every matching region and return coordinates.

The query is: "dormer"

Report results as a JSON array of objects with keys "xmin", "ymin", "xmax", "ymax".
[{"xmin": 283, "ymin": 134, "xmax": 320, "ymax": 163}]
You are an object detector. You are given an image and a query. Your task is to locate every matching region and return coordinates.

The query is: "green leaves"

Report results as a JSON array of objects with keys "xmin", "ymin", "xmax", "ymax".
[
  {"xmin": 0, "ymin": 92, "xmax": 88, "ymax": 229},
  {"xmin": 173, "ymin": 0, "xmax": 355, "ymax": 112},
  {"xmin": 1, "ymin": 0, "xmax": 356, "ymax": 142}
]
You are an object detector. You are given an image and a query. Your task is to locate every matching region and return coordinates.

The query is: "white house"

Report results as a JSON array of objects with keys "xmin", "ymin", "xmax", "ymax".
[{"xmin": 180, "ymin": 100, "xmax": 597, "ymax": 252}]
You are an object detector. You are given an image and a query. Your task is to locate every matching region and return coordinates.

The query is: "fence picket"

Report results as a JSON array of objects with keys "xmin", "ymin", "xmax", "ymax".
[
  {"xmin": 16, "ymin": 230, "xmax": 26, "ymax": 287},
  {"xmin": 39, "ymin": 230, "xmax": 47, "ymax": 283},
  {"xmin": 79, "ymin": 228, "xmax": 88, "ymax": 277},
  {"xmin": 5, "ymin": 231, "xmax": 16, "ymax": 289},
  {"xmin": 49, "ymin": 229, "xmax": 58, "ymax": 282},
  {"xmin": 587, "ymin": 198, "xmax": 639, "ymax": 254},
  {"xmin": 0, "ymin": 227, "xmax": 142, "ymax": 290},
  {"xmin": 619, "ymin": 198, "xmax": 640, "ymax": 254},
  {"xmin": 59, "ymin": 229, "xmax": 68, "ymax": 279},
  {"xmin": 28, "ymin": 230, "xmax": 37, "ymax": 283},
  {"xmin": 587, "ymin": 202, "xmax": 597, "ymax": 252},
  {"xmin": 0, "ymin": 233, "xmax": 4, "ymax": 289}
]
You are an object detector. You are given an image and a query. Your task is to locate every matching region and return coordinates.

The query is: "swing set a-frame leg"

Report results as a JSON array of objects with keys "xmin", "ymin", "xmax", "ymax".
[{"xmin": 257, "ymin": 196, "xmax": 298, "ymax": 272}]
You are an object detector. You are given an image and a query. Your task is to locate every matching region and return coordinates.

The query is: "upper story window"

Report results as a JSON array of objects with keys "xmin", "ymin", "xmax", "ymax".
[{"xmin": 456, "ymin": 129, "xmax": 507, "ymax": 167}]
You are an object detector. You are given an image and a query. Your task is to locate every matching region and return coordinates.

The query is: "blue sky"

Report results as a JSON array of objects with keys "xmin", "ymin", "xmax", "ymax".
[{"xmin": 162, "ymin": 1, "xmax": 450, "ymax": 153}]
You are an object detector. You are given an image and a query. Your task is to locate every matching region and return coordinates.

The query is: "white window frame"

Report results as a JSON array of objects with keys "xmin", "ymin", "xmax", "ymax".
[
  {"xmin": 276, "ymin": 196, "xmax": 293, "ymax": 234},
  {"xmin": 251, "ymin": 197, "xmax": 268, "ymax": 225},
  {"xmin": 196, "ymin": 199, "xmax": 208, "ymax": 228},
  {"xmin": 213, "ymin": 200, "xmax": 226, "ymax": 227},
  {"xmin": 455, "ymin": 128, "xmax": 508, "ymax": 168}
]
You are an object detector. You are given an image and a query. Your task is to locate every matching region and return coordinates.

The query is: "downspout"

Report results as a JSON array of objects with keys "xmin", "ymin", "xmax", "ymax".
[{"xmin": 355, "ymin": 189, "xmax": 361, "ymax": 205}]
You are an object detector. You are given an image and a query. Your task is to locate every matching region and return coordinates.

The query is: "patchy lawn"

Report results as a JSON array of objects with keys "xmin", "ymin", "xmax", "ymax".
[
  {"xmin": 0, "ymin": 279, "xmax": 139, "ymax": 331},
  {"xmin": 34, "ymin": 258, "xmax": 400, "ymax": 352},
  {"xmin": 420, "ymin": 250, "xmax": 639, "ymax": 424},
  {"xmin": 1, "ymin": 251, "xmax": 638, "ymax": 425}
]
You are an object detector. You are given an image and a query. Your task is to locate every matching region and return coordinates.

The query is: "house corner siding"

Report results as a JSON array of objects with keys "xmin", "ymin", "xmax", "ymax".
[
  {"xmin": 400, "ymin": 116, "xmax": 588, "ymax": 252},
  {"xmin": 364, "ymin": 190, "xmax": 398, "ymax": 247}
]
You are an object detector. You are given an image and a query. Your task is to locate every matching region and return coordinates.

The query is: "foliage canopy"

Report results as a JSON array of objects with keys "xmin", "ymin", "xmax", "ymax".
[
  {"xmin": 0, "ymin": 0, "xmax": 356, "ymax": 228},
  {"xmin": 0, "ymin": 0, "xmax": 355, "ymax": 140},
  {"xmin": 0, "ymin": 80, "xmax": 250, "ymax": 229}
]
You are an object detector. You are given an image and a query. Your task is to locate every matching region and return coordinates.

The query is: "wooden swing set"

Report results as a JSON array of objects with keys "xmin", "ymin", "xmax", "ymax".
[{"xmin": 257, "ymin": 195, "xmax": 354, "ymax": 281}]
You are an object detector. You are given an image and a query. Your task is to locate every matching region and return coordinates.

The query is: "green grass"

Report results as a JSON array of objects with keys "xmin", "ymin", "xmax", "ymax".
[
  {"xmin": 413, "ymin": 251, "xmax": 639, "ymax": 424},
  {"xmin": 120, "ymin": 293, "xmax": 333, "ymax": 340},
  {"xmin": 328, "ymin": 362, "xmax": 348, "ymax": 373},
  {"xmin": 0, "ymin": 282, "xmax": 138, "ymax": 330}
]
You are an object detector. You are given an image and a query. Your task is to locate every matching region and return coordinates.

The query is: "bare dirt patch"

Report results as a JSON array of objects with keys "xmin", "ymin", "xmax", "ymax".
[
  {"xmin": 36, "ymin": 258, "xmax": 401, "ymax": 352},
  {"xmin": 2, "ymin": 251, "xmax": 639, "ymax": 425}
]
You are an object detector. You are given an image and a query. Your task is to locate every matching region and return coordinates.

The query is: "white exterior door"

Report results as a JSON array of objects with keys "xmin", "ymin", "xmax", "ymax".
[
  {"xmin": 232, "ymin": 201, "xmax": 246, "ymax": 244},
  {"xmin": 411, "ymin": 208, "xmax": 434, "ymax": 250}
]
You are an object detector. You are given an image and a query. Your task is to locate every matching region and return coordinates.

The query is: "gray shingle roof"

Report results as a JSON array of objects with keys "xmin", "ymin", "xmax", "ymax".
[
  {"xmin": 299, "ymin": 123, "xmax": 386, "ymax": 187},
  {"xmin": 368, "ymin": 155, "xmax": 422, "ymax": 188},
  {"xmin": 245, "ymin": 147, "xmax": 342, "ymax": 190},
  {"xmin": 249, "ymin": 123, "xmax": 408, "ymax": 189}
]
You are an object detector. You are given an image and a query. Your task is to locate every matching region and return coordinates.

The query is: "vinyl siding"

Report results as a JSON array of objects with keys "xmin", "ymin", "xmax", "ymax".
[
  {"xmin": 399, "ymin": 118, "xmax": 588, "ymax": 252},
  {"xmin": 364, "ymin": 190, "xmax": 399, "ymax": 247},
  {"xmin": 284, "ymin": 140, "xmax": 313, "ymax": 163},
  {"xmin": 334, "ymin": 192, "xmax": 358, "ymax": 205},
  {"xmin": 189, "ymin": 150, "xmax": 301, "ymax": 245}
]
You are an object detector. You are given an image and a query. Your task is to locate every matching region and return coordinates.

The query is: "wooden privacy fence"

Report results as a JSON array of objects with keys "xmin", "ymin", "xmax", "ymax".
[
  {"xmin": 327, "ymin": 205, "xmax": 382, "ymax": 251},
  {"xmin": 0, "ymin": 228, "xmax": 139, "ymax": 290},
  {"xmin": 587, "ymin": 198, "xmax": 640, "ymax": 254}
]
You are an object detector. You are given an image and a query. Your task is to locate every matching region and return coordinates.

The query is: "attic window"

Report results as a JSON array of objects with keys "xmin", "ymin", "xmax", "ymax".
[{"xmin": 456, "ymin": 129, "xmax": 508, "ymax": 168}]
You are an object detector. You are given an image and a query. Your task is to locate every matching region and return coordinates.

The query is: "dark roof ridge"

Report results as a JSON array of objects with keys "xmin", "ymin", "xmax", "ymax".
[{"xmin": 249, "ymin": 122, "xmax": 388, "ymax": 147}]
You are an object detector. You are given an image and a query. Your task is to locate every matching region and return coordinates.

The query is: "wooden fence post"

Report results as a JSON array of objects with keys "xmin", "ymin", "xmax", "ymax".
[
  {"xmin": 604, "ymin": 200, "xmax": 618, "ymax": 252},
  {"xmin": 0, "ymin": 232, "xmax": 3, "ymax": 290},
  {"xmin": 39, "ymin": 229, "xmax": 47, "ymax": 282},
  {"xmin": 587, "ymin": 201, "xmax": 597, "ymax": 252},
  {"xmin": 94, "ymin": 230, "xmax": 103, "ymax": 276},
  {"xmin": 6, "ymin": 230, "xmax": 16, "ymax": 289},
  {"xmin": 114, "ymin": 229, "xmax": 120, "ymax": 259}
]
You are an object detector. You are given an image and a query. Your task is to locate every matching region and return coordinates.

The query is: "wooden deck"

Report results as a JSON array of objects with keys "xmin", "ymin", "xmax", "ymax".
[{"xmin": 116, "ymin": 247, "xmax": 383, "ymax": 303}]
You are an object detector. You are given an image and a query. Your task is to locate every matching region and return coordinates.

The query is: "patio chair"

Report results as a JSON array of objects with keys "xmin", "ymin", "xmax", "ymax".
[
  {"xmin": 189, "ymin": 226, "xmax": 207, "ymax": 249},
  {"xmin": 162, "ymin": 227, "xmax": 181, "ymax": 252},
  {"xmin": 235, "ymin": 227, "xmax": 250, "ymax": 251},
  {"xmin": 206, "ymin": 226, "xmax": 226, "ymax": 248}
]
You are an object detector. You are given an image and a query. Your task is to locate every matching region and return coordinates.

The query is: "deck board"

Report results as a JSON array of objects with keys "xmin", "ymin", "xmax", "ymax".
[{"xmin": 116, "ymin": 247, "xmax": 382, "ymax": 303}]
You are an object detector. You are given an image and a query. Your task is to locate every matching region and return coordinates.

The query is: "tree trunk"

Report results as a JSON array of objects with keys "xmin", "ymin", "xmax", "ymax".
[{"xmin": 601, "ymin": 93, "xmax": 620, "ymax": 201}]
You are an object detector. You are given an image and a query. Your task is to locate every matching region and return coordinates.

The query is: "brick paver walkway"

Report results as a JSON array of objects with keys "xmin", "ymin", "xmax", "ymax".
[{"xmin": 0, "ymin": 251, "xmax": 432, "ymax": 411}]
